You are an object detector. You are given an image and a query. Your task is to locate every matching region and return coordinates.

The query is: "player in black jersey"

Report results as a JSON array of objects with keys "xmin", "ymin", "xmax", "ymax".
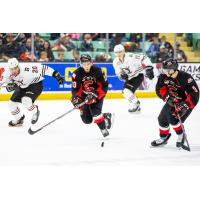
[
  {"xmin": 71, "ymin": 54, "xmax": 114, "ymax": 137},
  {"xmin": 151, "ymin": 58, "xmax": 199, "ymax": 148}
]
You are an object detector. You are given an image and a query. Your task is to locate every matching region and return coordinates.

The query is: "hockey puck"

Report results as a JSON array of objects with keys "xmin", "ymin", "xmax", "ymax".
[{"xmin": 101, "ymin": 142, "xmax": 104, "ymax": 147}]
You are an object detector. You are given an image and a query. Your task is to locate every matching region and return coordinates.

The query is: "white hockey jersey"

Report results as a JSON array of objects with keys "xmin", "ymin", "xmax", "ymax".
[
  {"xmin": 1, "ymin": 63, "xmax": 55, "ymax": 88},
  {"xmin": 113, "ymin": 53, "xmax": 153, "ymax": 80}
]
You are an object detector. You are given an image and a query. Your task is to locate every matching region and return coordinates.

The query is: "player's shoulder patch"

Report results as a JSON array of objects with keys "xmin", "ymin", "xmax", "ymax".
[{"xmin": 72, "ymin": 73, "xmax": 76, "ymax": 79}]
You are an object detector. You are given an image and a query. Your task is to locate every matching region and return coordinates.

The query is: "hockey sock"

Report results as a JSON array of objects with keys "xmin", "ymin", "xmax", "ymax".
[
  {"xmin": 172, "ymin": 122, "xmax": 184, "ymax": 135},
  {"xmin": 8, "ymin": 101, "xmax": 22, "ymax": 121},
  {"xmin": 123, "ymin": 88, "xmax": 138, "ymax": 104},
  {"xmin": 93, "ymin": 114, "xmax": 106, "ymax": 130},
  {"xmin": 22, "ymin": 96, "xmax": 37, "ymax": 114},
  {"xmin": 159, "ymin": 125, "xmax": 170, "ymax": 137}
]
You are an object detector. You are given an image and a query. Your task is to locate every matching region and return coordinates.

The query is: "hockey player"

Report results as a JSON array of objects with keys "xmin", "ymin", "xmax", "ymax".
[
  {"xmin": 1, "ymin": 58, "xmax": 64, "ymax": 127},
  {"xmin": 151, "ymin": 58, "xmax": 199, "ymax": 148},
  {"xmin": 71, "ymin": 54, "xmax": 114, "ymax": 137},
  {"xmin": 113, "ymin": 44, "xmax": 154, "ymax": 113}
]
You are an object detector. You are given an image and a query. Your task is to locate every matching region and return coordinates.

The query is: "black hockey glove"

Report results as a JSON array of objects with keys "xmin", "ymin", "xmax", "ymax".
[
  {"xmin": 119, "ymin": 71, "xmax": 128, "ymax": 80},
  {"xmin": 145, "ymin": 66, "xmax": 154, "ymax": 80},
  {"xmin": 174, "ymin": 101, "xmax": 190, "ymax": 118},
  {"xmin": 71, "ymin": 96, "xmax": 83, "ymax": 109},
  {"xmin": 6, "ymin": 82, "xmax": 17, "ymax": 92},
  {"xmin": 85, "ymin": 91, "xmax": 98, "ymax": 105},
  {"xmin": 52, "ymin": 70, "xmax": 64, "ymax": 85},
  {"xmin": 164, "ymin": 94, "xmax": 181, "ymax": 107}
]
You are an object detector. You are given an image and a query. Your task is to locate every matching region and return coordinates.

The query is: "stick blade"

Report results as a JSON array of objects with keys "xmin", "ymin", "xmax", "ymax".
[
  {"xmin": 28, "ymin": 127, "xmax": 36, "ymax": 135},
  {"xmin": 181, "ymin": 144, "xmax": 191, "ymax": 152}
]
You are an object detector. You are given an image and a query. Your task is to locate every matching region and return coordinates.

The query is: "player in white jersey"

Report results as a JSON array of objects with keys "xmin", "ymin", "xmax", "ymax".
[
  {"xmin": 0, "ymin": 58, "xmax": 64, "ymax": 127},
  {"xmin": 113, "ymin": 44, "xmax": 154, "ymax": 112}
]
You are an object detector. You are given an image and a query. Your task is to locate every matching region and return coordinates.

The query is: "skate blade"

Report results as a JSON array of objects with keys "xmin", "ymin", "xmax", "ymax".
[
  {"xmin": 150, "ymin": 143, "xmax": 168, "ymax": 148},
  {"xmin": 8, "ymin": 124, "xmax": 23, "ymax": 127},
  {"xmin": 109, "ymin": 113, "xmax": 115, "ymax": 129},
  {"xmin": 128, "ymin": 110, "xmax": 141, "ymax": 114}
]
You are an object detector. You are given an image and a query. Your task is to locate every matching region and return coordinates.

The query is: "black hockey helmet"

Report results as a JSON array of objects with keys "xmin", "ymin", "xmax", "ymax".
[
  {"xmin": 80, "ymin": 54, "xmax": 92, "ymax": 64},
  {"xmin": 162, "ymin": 58, "xmax": 178, "ymax": 71}
]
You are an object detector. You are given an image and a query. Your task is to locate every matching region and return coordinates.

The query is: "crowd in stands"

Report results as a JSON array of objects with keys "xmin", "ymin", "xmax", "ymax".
[{"xmin": 0, "ymin": 33, "xmax": 189, "ymax": 63}]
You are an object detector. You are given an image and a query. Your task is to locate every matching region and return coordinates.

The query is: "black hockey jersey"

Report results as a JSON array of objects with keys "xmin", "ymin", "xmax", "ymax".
[
  {"xmin": 156, "ymin": 70, "xmax": 199, "ymax": 108},
  {"xmin": 71, "ymin": 65, "xmax": 108, "ymax": 100}
]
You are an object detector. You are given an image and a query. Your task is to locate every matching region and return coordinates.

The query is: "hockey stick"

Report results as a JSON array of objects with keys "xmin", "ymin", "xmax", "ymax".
[
  {"xmin": 28, "ymin": 100, "xmax": 87, "ymax": 135},
  {"xmin": 174, "ymin": 104, "xmax": 191, "ymax": 152}
]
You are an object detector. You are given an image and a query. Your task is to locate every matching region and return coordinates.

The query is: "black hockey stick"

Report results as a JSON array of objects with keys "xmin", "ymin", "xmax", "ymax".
[
  {"xmin": 28, "ymin": 100, "xmax": 87, "ymax": 135},
  {"xmin": 174, "ymin": 105, "xmax": 191, "ymax": 152}
]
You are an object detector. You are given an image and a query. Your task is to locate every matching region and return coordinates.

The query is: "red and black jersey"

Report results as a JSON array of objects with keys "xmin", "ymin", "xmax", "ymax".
[
  {"xmin": 71, "ymin": 65, "xmax": 108, "ymax": 100},
  {"xmin": 156, "ymin": 70, "xmax": 199, "ymax": 108}
]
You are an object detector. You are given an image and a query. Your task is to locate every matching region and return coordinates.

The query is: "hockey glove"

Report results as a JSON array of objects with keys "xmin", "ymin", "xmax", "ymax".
[
  {"xmin": 85, "ymin": 91, "xmax": 98, "ymax": 105},
  {"xmin": 53, "ymin": 70, "xmax": 64, "ymax": 85},
  {"xmin": 175, "ymin": 101, "xmax": 190, "ymax": 118},
  {"xmin": 119, "ymin": 71, "xmax": 128, "ymax": 80},
  {"xmin": 71, "ymin": 96, "xmax": 84, "ymax": 109},
  {"xmin": 6, "ymin": 82, "xmax": 17, "ymax": 92},
  {"xmin": 145, "ymin": 66, "xmax": 154, "ymax": 80}
]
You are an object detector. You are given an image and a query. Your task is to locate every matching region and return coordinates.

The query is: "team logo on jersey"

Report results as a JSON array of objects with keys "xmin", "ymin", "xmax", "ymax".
[
  {"xmin": 72, "ymin": 73, "xmax": 76, "ymax": 79},
  {"xmin": 187, "ymin": 78, "xmax": 193, "ymax": 84}
]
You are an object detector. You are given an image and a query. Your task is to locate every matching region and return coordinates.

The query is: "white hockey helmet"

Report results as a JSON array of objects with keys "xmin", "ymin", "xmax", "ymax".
[
  {"xmin": 114, "ymin": 44, "xmax": 125, "ymax": 53},
  {"xmin": 8, "ymin": 58, "xmax": 19, "ymax": 69}
]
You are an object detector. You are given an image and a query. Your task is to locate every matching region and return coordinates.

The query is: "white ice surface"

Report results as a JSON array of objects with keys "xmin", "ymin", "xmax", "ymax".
[{"xmin": 0, "ymin": 98, "xmax": 200, "ymax": 165}]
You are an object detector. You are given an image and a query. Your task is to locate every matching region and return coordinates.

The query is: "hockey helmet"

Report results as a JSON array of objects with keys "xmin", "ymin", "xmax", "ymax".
[
  {"xmin": 8, "ymin": 58, "xmax": 19, "ymax": 69},
  {"xmin": 80, "ymin": 54, "xmax": 92, "ymax": 64},
  {"xmin": 162, "ymin": 58, "xmax": 178, "ymax": 71}
]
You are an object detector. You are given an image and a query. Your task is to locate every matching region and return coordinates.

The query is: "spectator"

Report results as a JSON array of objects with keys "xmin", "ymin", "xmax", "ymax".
[
  {"xmin": 72, "ymin": 49, "xmax": 80, "ymax": 62},
  {"xmin": 52, "ymin": 34, "xmax": 75, "ymax": 51},
  {"xmin": 23, "ymin": 38, "xmax": 32, "ymax": 52},
  {"xmin": 68, "ymin": 33, "xmax": 80, "ymax": 40},
  {"xmin": 130, "ymin": 33, "xmax": 142, "ymax": 43},
  {"xmin": 109, "ymin": 33, "xmax": 124, "ymax": 51},
  {"xmin": 80, "ymin": 33, "xmax": 94, "ymax": 52},
  {"xmin": 0, "ymin": 34, "xmax": 23, "ymax": 58},
  {"xmin": 50, "ymin": 33, "xmax": 60, "ymax": 40},
  {"xmin": 38, "ymin": 40, "xmax": 54, "ymax": 61},
  {"xmin": 55, "ymin": 51, "xmax": 66, "ymax": 62},
  {"xmin": 38, "ymin": 51, "xmax": 49, "ymax": 62},
  {"xmin": 146, "ymin": 37, "xmax": 160, "ymax": 62},
  {"xmin": 176, "ymin": 42, "xmax": 187, "ymax": 62},
  {"xmin": 19, "ymin": 51, "xmax": 33, "ymax": 62},
  {"xmin": 95, "ymin": 54, "xmax": 106, "ymax": 62},
  {"xmin": 160, "ymin": 36, "xmax": 173, "ymax": 57},
  {"xmin": 124, "ymin": 42, "xmax": 141, "ymax": 52},
  {"xmin": 156, "ymin": 45, "xmax": 170, "ymax": 63},
  {"xmin": 146, "ymin": 33, "xmax": 159, "ymax": 41}
]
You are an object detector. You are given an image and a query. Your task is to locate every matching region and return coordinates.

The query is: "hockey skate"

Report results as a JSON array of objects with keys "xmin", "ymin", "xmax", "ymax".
[
  {"xmin": 101, "ymin": 129, "xmax": 109, "ymax": 137},
  {"xmin": 103, "ymin": 113, "xmax": 115, "ymax": 129},
  {"xmin": 151, "ymin": 134, "xmax": 171, "ymax": 147},
  {"xmin": 8, "ymin": 115, "xmax": 25, "ymax": 127},
  {"xmin": 176, "ymin": 134, "xmax": 190, "ymax": 151},
  {"xmin": 128, "ymin": 100, "xmax": 141, "ymax": 113},
  {"xmin": 31, "ymin": 105, "xmax": 40, "ymax": 124}
]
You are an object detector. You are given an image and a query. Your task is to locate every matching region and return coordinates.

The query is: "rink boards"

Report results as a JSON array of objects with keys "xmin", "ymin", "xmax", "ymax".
[{"xmin": 0, "ymin": 62, "xmax": 200, "ymax": 101}]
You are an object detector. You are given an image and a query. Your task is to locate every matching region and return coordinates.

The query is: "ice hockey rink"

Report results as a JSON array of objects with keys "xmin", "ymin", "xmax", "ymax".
[{"xmin": 0, "ymin": 98, "xmax": 200, "ymax": 166}]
